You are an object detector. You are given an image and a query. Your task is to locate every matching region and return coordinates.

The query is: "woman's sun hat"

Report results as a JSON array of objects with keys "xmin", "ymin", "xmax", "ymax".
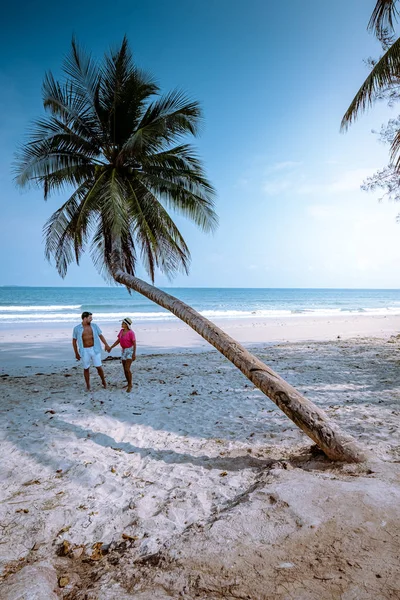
[{"xmin": 122, "ymin": 317, "xmax": 132, "ymax": 329}]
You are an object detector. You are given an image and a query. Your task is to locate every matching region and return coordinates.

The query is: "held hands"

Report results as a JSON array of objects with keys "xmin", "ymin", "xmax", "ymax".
[{"xmin": 105, "ymin": 344, "xmax": 111, "ymax": 353}]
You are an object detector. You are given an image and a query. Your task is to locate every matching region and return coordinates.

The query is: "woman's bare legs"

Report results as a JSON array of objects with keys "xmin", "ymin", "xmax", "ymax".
[{"xmin": 122, "ymin": 359, "xmax": 133, "ymax": 392}]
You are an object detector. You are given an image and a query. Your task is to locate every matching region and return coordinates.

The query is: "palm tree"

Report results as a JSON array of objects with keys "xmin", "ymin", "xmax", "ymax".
[
  {"xmin": 15, "ymin": 38, "xmax": 365, "ymax": 462},
  {"xmin": 342, "ymin": 0, "xmax": 400, "ymax": 131}
]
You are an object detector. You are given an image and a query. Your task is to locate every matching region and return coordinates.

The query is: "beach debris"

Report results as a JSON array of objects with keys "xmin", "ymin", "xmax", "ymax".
[
  {"xmin": 71, "ymin": 546, "xmax": 84, "ymax": 559},
  {"xmin": 90, "ymin": 542, "xmax": 105, "ymax": 561},
  {"xmin": 45, "ymin": 409, "xmax": 56, "ymax": 414},
  {"xmin": 57, "ymin": 540, "xmax": 86, "ymax": 560},
  {"xmin": 277, "ymin": 562, "xmax": 295, "ymax": 569},
  {"xmin": 58, "ymin": 540, "xmax": 72, "ymax": 556},
  {"xmin": 15, "ymin": 508, "xmax": 29, "ymax": 514},
  {"xmin": 122, "ymin": 533, "xmax": 138, "ymax": 541},
  {"xmin": 111, "ymin": 467, "xmax": 117, "ymax": 473},
  {"xmin": 31, "ymin": 542, "xmax": 41, "ymax": 551},
  {"xmin": 219, "ymin": 471, "xmax": 228, "ymax": 477},
  {"xmin": 190, "ymin": 390, "xmax": 199, "ymax": 395},
  {"xmin": 56, "ymin": 525, "xmax": 71, "ymax": 537},
  {"xmin": 23, "ymin": 479, "xmax": 41, "ymax": 486},
  {"xmin": 58, "ymin": 575, "xmax": 70, "ymax": 588}
]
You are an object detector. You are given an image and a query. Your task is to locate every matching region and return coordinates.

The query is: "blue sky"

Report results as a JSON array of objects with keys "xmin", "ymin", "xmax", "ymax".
[{"xmin": 1, "ymin": 0, "xmax": 400, "ymax": 288}]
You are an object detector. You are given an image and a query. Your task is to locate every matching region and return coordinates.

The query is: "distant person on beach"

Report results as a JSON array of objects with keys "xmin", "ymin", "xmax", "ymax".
[
  {"xmin": 72, "ymin": 311, "xmax": 110, "ymax": 391},
  {"xmin": 108, "ymin": 317, "xmax": 136, "ymax": 392}
]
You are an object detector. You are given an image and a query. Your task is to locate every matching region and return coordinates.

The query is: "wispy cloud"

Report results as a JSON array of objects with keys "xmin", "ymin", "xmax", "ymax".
[
  {"xmin": 267, "ymin": 161, "xmax": 302, "ymax": 173},
  {"xmin": 263, "ymin": 168, "xmax": 374, "ymax": 197},
  {"xmin": 235, "ymin": 159, "xmax": 301, "ymax": 190},
  {"xmin": 306, "ymin": 204, "xmax": 343, "ymax": 220},
  {"xmin": 297, "ymin": 169, "xmax": 373, "ymax": 195},
  {"xmin": 263, "ymin": 179, "xmax": 293, "ymax": 195}
]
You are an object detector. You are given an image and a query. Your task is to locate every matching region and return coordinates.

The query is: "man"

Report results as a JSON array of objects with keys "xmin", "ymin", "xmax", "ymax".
[{"xmin": 72, "ymin": 311, "xmax": 110, "ymax": 391}]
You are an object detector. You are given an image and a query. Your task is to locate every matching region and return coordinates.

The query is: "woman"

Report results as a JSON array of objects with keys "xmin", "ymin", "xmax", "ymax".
[{"xmin": 109, "ymin": 317, "xmax": 136, "ymax": 392}]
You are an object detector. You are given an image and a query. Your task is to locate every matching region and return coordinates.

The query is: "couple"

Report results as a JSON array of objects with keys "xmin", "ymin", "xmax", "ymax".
[{"xmin": 72, "ymin": 311, "xmax": 136, "ymax": 392}]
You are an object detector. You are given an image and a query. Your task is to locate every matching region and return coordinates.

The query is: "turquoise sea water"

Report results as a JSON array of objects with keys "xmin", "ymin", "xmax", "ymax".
[{"xmin": 1, "ymin": 287, "xmax": 400, "ymax": 325}]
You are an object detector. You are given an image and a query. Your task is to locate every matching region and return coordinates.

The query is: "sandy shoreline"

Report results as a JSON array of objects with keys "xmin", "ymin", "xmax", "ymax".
[
  {"xmin": 1, "ymin": 318, "xmax": 400, "ymax": 598},
  {"xmin": 1, "ymin": 312, "xmax": 400, "ymax": 376}
]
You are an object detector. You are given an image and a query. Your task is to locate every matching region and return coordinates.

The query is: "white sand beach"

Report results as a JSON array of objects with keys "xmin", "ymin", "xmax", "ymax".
[
  {"xmin": 1, "ymin": 312, "xmax": 399, "ymax": 374},
  {"xmin": 1, "ymin": 314, "xmax": 400, "ymax": 599}
]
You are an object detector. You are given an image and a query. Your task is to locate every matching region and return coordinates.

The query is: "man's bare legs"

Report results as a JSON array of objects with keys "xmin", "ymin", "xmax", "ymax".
[
  {"xmin": 122, "ymin": 359, "xmax": 133, "ymax": 392},
  {"xmin": 84, "ymin": 367, "xmax": 106, "ymax": 391},
  {"xmin": 84, "ymin": 368, "xmax": 91, "ymax": 391}
]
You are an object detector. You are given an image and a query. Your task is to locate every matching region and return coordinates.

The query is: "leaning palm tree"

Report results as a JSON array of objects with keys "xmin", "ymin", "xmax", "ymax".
[
  {"xmin": 15, "ymin": 38, "xmax": 365, "ymax": 462},
  {"xmin": 342, "ymin": 0, "xmax": 400, "ymax": 130}
]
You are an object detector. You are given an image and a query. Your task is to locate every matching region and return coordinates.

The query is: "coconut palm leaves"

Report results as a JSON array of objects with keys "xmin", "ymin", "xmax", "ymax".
[
  {"xmin": 368, "ymin": 0, "xmax": 399, "ymax": 35},
  {"xmin": 15, "ymin": 37, "xmax": 217, "ymax": 282},
  {"xmin": 342, "ymin": 0, "xmax": 400, "ymax": 130}
]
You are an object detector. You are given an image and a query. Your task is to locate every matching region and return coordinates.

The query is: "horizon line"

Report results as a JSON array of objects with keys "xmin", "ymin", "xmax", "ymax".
[{"xmin": 2, "ymin": 285, "xmax": 400, "ymax": 291}]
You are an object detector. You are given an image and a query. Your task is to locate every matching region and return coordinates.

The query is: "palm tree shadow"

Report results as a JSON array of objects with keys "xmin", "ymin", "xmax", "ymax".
[{"xmin": 51, "ymin": 417, "xmax": 275, "ymax": 472}]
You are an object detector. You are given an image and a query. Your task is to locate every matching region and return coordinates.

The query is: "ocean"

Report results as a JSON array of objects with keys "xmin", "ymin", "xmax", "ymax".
[{"xmin": 1, "ymin": 287, "xmax": 400, "ymax": 325}]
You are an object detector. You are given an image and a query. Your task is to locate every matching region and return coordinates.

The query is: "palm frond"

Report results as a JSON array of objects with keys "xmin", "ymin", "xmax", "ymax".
[
  {"xmin": 98, "ymin": 169, "xmax": 131, "ymax": 239},
  {"xmin": 14, "ymin": 141, "xmax": 93, "ymax": 191},
  {"xmin": 368, "ymin": 0, "xmax": 399, "ymax": 34},
  {"xmin": 43, "ymin": 183, "xmax": 93, "ymax": 276},
  {"xmin": 99, "ymin": 37, "xmax": 160, "ymax": 148},
  {"xmin": 42, "ymin": 72, "xmax": 104, "ymax": 148},
  {"xmin": 389, "ymin": 127, "xmax": 400, "ymax": 168},
  {"xmin": 63, "ymin": 38, "xmax": 102, "ymax": 115},
  {"xmin": 127, "ymin": 180, "xmax": 191, "ymax": 280},
  {"xmin": 90, "ymin": 217, "xmax": 137, "ymax": 281},
  {"xmin": 128, "ymin": 91, "xmax": 201, "ymax": 154},
  {"xmin": 37, "ymin": 166, "xmax": 94, "ymax": 199},
  {"xmin": 137, "ymin": 167, "xmax": 217, "ymax": 233},
  {"xmin": 341, "ymin": 36, "xmax": 400, "ymax": 129}
]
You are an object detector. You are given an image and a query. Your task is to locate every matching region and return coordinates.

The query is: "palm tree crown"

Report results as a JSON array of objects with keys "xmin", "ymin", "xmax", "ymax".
[{"xmin": 15, "ymin": 37, "xmax": 217, "ymax": 282}]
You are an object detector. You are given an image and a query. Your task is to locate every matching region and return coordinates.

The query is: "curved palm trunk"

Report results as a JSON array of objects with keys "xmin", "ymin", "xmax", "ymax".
[{"xmin": 114, "ymin": 268, "xmax": 367, "ymax": 463}]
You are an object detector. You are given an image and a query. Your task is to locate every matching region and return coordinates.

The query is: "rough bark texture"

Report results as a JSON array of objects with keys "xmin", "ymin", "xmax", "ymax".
[{"xmin": 114, "ymin": 269, "xmax": 367, "ymax": 463}]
